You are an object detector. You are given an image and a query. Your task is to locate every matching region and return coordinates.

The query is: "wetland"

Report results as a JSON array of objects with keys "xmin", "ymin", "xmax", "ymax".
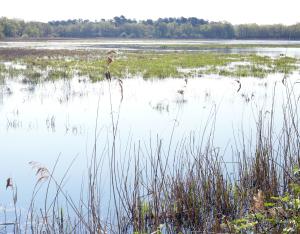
[{"xmin": 1, "ymin": 39, "xmax": 300, "ymax": 233}]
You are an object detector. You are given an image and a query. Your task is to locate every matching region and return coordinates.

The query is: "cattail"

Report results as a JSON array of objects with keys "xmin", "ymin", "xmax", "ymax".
[
  {"xmin": 235, "ymin": 79, "xmax": 241, "ymax": 92},
  {"xmin": 29, "ymin": 161, "xmax": 49, "ymax": 183},
  {"xmin": 105, "ymin": 71, "xmax": 111, "ymax": 81},
  {"xmin": 117, "ymin": 78, "xmax": 123, "ymax": 101},
  {"xmin": 107, "ymin": 57, "xmax": 113, "ymax": 65},
  {"xmin": 6, "ymin": 177, "xmax": 13, "ymax": 189}
]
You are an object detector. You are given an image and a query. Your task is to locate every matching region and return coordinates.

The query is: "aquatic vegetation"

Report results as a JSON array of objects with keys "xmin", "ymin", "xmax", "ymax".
[
  {"xmin": 47, "ymin": 69, "xmax": 73, "ymax": 80},
  {"xmin": 0, "ymin": 63, "xmax": 5, "ymax": 81},
  {"xmin": 0, "ymin": 63, "xmax": 5, "ymax": 72},
  {"xmin": 150, "ymin": 101, "xmax": 170, "ymax": 112},
  {"xmin": 0, "ymin": 49, "xmax": 298, "ymax": 82}
]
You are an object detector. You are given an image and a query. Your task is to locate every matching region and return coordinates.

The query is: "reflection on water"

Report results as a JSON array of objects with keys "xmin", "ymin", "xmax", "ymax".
[{"xmin": 1, "ymin": 72, "xmax": 300, "ymax": 213}]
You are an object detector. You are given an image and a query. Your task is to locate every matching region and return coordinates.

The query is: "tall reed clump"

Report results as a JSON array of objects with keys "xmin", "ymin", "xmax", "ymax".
[{"xmin": 110, "ymin": 82, "xmax": 300, "ymax": 233}]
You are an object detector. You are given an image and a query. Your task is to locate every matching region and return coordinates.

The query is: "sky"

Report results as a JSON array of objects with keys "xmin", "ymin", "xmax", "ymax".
[{"xmin": 0, "ymin": 0, "xmax": 299, "ymax": 25}]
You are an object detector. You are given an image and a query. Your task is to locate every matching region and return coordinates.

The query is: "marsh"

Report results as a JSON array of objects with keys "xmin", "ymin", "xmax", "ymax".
[{"xmin": 0, "ymin": 39, "xmax": 300, "ymax": 232}]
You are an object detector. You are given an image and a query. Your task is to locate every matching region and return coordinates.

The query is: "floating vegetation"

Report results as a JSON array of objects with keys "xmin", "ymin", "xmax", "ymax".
[
  {"xmin": 47, "ymin": 69, "xmax": 73, "ymax": 80},
  {"xmin": 150, "ymin": 101, "xmax": 170, "ymax": 113}
]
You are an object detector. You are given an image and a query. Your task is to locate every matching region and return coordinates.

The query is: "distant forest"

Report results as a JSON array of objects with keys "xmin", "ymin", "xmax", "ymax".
[{"xmin": 1, "ymin": 16, "xmax": 300, "ymax": 40}]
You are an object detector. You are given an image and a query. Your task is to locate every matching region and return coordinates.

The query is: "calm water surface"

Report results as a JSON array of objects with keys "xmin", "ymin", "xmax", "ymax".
[{"xmin": 1, "ymin": 39, "xmax": 300, "ymax": 57}]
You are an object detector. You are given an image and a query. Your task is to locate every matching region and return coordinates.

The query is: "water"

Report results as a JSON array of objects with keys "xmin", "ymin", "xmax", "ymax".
[
  {"xmin": 1, "ymin": 75, "xmax": 297, "ymax": 205},
  {"xmin": 1, "ymin": 39, "xmax": 300, "ymax": 57},
  {"xmin": 1, "ymin": 39, "xmax": 300, "ymax": 48},
  {"xmin": 0, "ymin": 40, "xmax": 300, "ymax": 224}
]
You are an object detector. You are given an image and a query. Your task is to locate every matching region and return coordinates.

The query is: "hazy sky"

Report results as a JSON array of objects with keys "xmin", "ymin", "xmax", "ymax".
[{"xmin": 0, "ymin": 0, "xmax": 299, "ymax": 25}]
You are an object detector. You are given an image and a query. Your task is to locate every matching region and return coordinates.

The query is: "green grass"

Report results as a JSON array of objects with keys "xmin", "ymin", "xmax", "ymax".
[
  {"xmin": 0, "ymin": 63, "xmax": 5, "ymax": 81},
  {"xmin": 0, "ymin": 49, "xmax": 299, "ymax": 81}
]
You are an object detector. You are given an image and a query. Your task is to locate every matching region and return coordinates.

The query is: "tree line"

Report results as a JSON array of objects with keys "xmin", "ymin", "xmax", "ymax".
[{"xmin": 1, "ymin": 16, "xmax": 300, "ymax": 39}]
